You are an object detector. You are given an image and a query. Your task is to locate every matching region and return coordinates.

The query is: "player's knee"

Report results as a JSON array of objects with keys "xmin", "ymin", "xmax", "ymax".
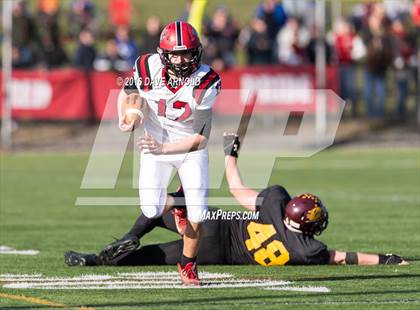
[
  {"xmin": 187, "ymin": 211, "xmax": 205, "ymax": 224},
  {"xmin": 139, "ymin": 189, "xmax": 166, "ymax": 218},
  {"xmin": 140, "ymin": 204, "xmax": 164, "ymax": 219},
  {"xmin": 187, "ymin": 205, "xmax": 207, "ymax": 224},
  {"xmin": 184, "ymin": 189, "xmax": 208, "ymax": 223},
  {"xmin": 139, "ymin": 194, "xmax": 162, "ymax": 216}
]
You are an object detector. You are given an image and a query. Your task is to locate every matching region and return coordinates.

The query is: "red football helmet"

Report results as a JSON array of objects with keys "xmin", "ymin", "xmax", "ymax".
[
  {"xmin": 157, "ymin": 21, "xmax": 202, "ymax": 78},
  {"xmin": 284, "ymin": 193, "xmax": 328, "ymax": 236}
]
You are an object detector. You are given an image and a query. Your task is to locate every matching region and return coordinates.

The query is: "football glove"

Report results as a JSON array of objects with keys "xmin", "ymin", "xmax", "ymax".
[
  {"xmin": 378, "ymin": 253, "xmax": 404, "ymax": 265},
  {"xmin": 223, "ymin": 133, "xmax": 240, "ymax": 158}
]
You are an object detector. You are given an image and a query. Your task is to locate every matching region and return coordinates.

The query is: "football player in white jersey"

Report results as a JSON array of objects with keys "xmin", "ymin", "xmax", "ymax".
[{"xmin": 117, "ymin": 21, "xmax": 221, "ymax": 286}]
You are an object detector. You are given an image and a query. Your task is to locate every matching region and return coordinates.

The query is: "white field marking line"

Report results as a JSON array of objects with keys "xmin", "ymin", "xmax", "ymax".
[
  {"xmin": 264, "ymin": 286, "xmax": 331, "ymax": 293},
  {"xmin": 2, "ymin": 280, "xmax": 271, "ymax": 286},
  {"xmin": 117, "ymin": 271, "xmax": 234, "ymax": 279},
  {"xmin": 2, "ymin": 279, "xmax": 291, "ymax": 286},
  {"xmin": 0, "ymin": 275, "xmax": 115, "ymax": 282},
  {"xmin": 0, "ymin": 274, "xmax": 42, "ymax": 278},
  {"xmin": 2, "ymin": 278, "xmax": 291, "ymax": 286},
  {"xmin": 0, "ymin": 272, "xmax": 234, "ymax": 282},
  {"xmin": 0, "ymin": 273, "xmax": 329, "ymax": 292},
  {"xmin": 0, "ymin": 246, "xmax": 39, "ymax": 255},
  {"xmin": 3, "ymin": 281, "xmax": 309, "ymax": 290}
]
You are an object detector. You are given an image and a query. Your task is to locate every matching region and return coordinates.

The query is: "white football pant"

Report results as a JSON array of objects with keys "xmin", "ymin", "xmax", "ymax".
[{"xmin": 139, "ymin": 148, "xmax": 208, "ymax": 223}]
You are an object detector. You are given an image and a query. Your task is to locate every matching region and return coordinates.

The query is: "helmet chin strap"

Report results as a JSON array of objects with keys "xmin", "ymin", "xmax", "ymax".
[{"xmin": 283, "ymin": 218, "xmax": 303, "ymax": 234}]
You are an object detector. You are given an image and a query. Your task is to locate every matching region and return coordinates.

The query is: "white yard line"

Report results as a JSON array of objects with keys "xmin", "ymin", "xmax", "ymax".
[
  {"xmin": 0, "ymin": 272, "xmax": 328, "ymax": 293},
  {"xmin": 265, "ymin": 286, "xmax": 331, "ymax": 292},
  {"xmin": 0, "ymin": 246, "xmax": 39, "ymax": 255},
  {"xmin": 117, "ymin": 271, "xmax": 234, "ymax": 279}
]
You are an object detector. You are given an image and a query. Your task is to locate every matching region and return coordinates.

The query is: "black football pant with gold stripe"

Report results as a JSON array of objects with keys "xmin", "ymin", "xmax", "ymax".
[{"xmin": 114, "ymin": 208, "xmax": 227, "ymax": 265}]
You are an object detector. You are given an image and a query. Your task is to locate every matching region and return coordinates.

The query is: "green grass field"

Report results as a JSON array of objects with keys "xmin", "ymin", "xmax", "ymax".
[{"xmin": 1, "ymin": 148, "xmax": 419, "ymax": 309}]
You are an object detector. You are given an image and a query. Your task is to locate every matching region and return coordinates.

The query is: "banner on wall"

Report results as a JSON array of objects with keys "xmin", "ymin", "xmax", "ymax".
[
  {"xmin": 0, "ymin": 66, "xmax": 339, "ymax": 120},
  {"xmin": 0, "ymin": 69, "xmax": 89, "ymax": 120}
]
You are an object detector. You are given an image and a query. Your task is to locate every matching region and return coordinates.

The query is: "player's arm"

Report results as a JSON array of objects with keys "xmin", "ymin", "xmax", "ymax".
[
  {"xmin": 155, "ymin": 75, "xmax": 220, "ymax": 154},
  {"xmin": 328, "ymin": 250, "xmax": 408, "ymax": 265},
  {"xmin": 138, "ymin": 108, "xmax": 211, "ymax": 154},
  {"xmin": 139, "ymin": 78, "xmax": 219, "ymax": 154},
  {"xmin": 139, "ymin": 133, "xmax": 208, "ymax": 155},
  {"xmin": 164, "ymin": 107, "xmax": 212, "ymax": 153},
  {"xmin": 163, "ymin": 133, "xmax": 208, "ymax": 154},
  {"xmin": 223, "ymin": 134, "xmax": 259, "ymax": 211}
]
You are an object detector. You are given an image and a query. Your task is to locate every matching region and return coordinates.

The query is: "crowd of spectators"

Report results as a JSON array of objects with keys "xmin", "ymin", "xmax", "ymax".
[{"xmin": 8, "ymin": 0, "xmax": 420, "ymax": 119}]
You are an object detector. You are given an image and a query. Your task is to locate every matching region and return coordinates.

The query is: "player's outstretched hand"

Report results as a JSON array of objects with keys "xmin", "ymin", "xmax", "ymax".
[
  {"xmin": 137, "ymin": 133, "xmax": 164, "ymax": 155},
  {"xmin": 223, "ymin": 133, "xmax": 240, "ymax": 158}
]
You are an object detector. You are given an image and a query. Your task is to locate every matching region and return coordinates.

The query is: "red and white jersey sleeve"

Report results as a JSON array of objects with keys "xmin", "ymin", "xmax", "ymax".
[
  {"xmin": 192, "ymin": 66, "xmax": 221, "ymax": 111},
  {"xmin": 131, "ymin": 53, "xmax": 221, "ymax": 144}
]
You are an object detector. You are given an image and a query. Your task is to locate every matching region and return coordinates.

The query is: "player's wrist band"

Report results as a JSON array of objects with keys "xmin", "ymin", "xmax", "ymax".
[
  {"xmin": 345, "ymin": 252, "xmax": 358, "ymax": 265},
  {"xmin": 125, "ymin": 108, "xmax": 144, "ymax": 118}
]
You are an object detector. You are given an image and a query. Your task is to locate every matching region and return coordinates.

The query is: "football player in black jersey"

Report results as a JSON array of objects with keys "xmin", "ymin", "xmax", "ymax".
[{"xmin": 65, "ymin": 134, "xmax": 408, "ymax": 267}]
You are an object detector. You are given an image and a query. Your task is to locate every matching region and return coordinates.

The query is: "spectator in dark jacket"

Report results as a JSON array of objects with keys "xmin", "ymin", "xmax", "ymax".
[
  {"xmin": 12, "ymin": 0, "xmax": 43, "ymax": 68},
  {"xmin": 305, "ymin": 25, "xmax": 333, "ymax": 65},
  {"xmin": 140, "ymin": 16, "xmax": 162, "ymax": 54},
  {"xmin": 362, "ymin": 12, "xmax": 393, "ymax": 118},
  {"xmin": 202, "ymin": 5, "xmax": 239, "ymax": 71},
  {"xmin": 239, "ymin": 18, "xmax": 273, "ymax": 65},
  {"xmin": 66, "ymin": 0, "xmax": 96, "ymax": 38},
  {"xmin": 37, "ymin": 0, "xmax": 68, "ymax": 68},
  {"xmin": 74, "ymin": 29, "xmax": 96, "ymax": 70},
  {"xmin": 94, "ymin": 39, "xmax": 130, "ymax": 72},
  {"xmin": 114, "ymin": 25, "xmax": 138, "ymax": 67},
  {"xmin": 255, "ymin": 0, "xmax": 287, "ymax": 40}
]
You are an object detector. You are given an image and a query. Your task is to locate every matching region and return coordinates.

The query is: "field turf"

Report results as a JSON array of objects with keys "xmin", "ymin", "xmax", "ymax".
[{"xmin": 0, "ymin": 148, "xmax": 419, "ymax": 309}]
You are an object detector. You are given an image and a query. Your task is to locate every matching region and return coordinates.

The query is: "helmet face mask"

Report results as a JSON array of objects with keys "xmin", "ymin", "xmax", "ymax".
[
  {"xmin": 158, "ymin": 21, "xmax": 202, "ymax": 78},
  {"xmin": 284, "ymin": 193, "xmax": 329, "ymax": 236},
  {"xmin": 157, "ymin": 46, "xmax": 202, "ymax": 78}
]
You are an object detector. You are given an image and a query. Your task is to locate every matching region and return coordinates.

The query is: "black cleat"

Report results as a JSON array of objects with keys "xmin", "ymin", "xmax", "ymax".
[
  {"xmin": 64, "ymin": 251, "xmax": 99, "ymax": 266},
  {"xmin": 98, "ymin": 234, "xmax": 139, "ymax": 265}
]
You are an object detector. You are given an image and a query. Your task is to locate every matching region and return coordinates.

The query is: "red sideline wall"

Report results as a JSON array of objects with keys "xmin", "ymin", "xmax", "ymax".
[{"xmin": 0, "ymin": 66, "xmax": 338, "ymax": 120}]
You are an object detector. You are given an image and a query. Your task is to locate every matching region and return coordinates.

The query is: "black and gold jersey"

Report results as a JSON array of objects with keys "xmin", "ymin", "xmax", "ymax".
[{"xmin": 228, "ymin": 185, "xmax": 330, "ymax": 266}]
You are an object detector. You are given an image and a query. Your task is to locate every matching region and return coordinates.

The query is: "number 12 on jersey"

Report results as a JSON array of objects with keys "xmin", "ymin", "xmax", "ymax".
[
  {"xmin": 245, "ymin": 222, "xmax": 290, "ymax": 266},
  {"xmin": 156, "ymin": 99, "xmax": 192, "ymax": 122}
]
